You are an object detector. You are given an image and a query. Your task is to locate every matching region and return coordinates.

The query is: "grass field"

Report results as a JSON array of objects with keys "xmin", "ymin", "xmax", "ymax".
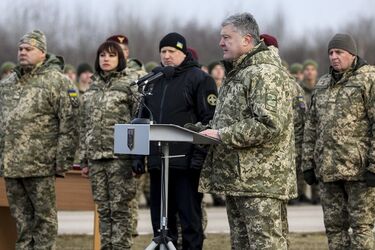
[{"xmin": 57, "ymin": 233, "xmax": 329, "ymax": 250}]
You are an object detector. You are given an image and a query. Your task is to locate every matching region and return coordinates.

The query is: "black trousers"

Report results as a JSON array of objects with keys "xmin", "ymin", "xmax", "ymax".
[{"xmin": 149, "ymin": 168, "xmax": 204, "ymax": 250}]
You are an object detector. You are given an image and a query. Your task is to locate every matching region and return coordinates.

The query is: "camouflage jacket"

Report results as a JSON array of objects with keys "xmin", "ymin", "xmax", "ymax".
[
  {"xmin": 299, "ymin": 80, "xmax": 316, "ymax": 109},
  {"xmin": 0, "ymin": 54, "xmax": 79, "ymax": 177},
  {"xmin": 199, "ymin": 42, "xmax": 297, "ymax": 200},
  {"xmin": 79, "ymin": 70, "xmax": 138, "ymax": 164},
  {"xmin": 302, "ymin": 57, "xmax": 375, "ymax": 182},
  {"xmin": 292, "ymin": 82, "xmax": 306, "ymax": 169},
  {"xmin": 125, "ymin": 58, "xmax": 147, "ymax": 81}
]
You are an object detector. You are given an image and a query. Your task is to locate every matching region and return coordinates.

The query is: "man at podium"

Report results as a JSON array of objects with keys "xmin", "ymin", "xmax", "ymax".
[
  {"xmin": 134, "ymin": 32, "xmax": 217, "ymax": 249},
  {"xmin": 199, "ymin": 13, "xmax": 297, "ymax": 250}
]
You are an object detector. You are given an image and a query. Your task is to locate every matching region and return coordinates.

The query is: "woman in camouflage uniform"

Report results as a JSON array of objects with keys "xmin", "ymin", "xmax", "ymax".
[{"xmin": 80, "ymin": 41, "xmax": 138, "ymax": 250}]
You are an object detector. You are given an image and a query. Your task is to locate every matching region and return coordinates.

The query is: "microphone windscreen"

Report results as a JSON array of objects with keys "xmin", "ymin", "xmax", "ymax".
[
  {"xmin": 151, "ymin": 66, "xmax": 164, "ymax": 74},
  {"xmin": 162, "ymin": 66, "xmax": 175, "ymax": 79}
]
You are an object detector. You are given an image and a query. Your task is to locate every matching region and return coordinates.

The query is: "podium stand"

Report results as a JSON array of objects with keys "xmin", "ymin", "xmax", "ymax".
[{"xmin": 114, "ymin": 124, "xmax": 219, "ymax": 250}]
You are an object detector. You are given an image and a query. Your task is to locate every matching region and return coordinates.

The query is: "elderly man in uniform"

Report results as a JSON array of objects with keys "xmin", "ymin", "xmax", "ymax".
[
  {"xmin": 199, "ymin": 13, "xmax": 297, "ymax": 249},
  {"xmin": 302, "ymin": 33, "xmax": 375, "ymax": 249},
  {"xmin": 0, "ymin": 30, "xmax": 79, "ymax": 249}
]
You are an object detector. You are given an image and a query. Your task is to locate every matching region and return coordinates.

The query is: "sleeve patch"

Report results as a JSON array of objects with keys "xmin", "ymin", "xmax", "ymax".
[
  {"xmin": 67, "ymin": 89, "xmax": 80, "ymax": 108},
  {"xmin": 207, "ymin": 93, "xmax": 217, "ymax": 106},
  {"xmin": 265, "ymin": 93, "xmax": 277, "ymax": 112}
]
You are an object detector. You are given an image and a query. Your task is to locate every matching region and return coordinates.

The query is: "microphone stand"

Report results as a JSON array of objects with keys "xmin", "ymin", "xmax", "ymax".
[{"xmin": 134, "ymin": 77, "xmax": 176, "ymax": 250}]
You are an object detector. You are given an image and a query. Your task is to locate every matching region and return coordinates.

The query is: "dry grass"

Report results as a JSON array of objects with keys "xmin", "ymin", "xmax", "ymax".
[{"xmin": 57, "ymin": 233, "xmax": 329, "ymax": 250}]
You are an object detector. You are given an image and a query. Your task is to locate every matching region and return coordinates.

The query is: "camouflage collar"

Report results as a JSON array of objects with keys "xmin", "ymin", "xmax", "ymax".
[{"xmin": 222, "ymin": 42, "xmax": 269, "ymax": 77}]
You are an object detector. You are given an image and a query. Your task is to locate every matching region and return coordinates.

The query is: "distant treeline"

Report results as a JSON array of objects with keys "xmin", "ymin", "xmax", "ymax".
[{"xmin": 1, "ymin": 0, "xmax": 374, "ymax": 76}]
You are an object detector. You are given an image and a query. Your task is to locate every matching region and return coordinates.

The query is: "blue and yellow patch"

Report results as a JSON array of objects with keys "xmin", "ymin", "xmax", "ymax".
[
  {"xmin": 176, "ymin": 42, "xmax": 184, "ymax": 50},
  {"xmin": 297, "ymin": 96, "xmax": 306, "ymax": 109},
  {"xmin": 67, "ymin": 89, "xmax": 79, "ymax": 107}
]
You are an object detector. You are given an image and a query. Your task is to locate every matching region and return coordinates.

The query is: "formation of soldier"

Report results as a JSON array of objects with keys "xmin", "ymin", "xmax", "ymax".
[{"xmin": 1, "ymin": 11, "xmax": 375, "ymax": 250}]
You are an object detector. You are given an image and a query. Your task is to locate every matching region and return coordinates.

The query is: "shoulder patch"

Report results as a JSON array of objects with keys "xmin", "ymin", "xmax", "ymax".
[{"xmin": 68, "ymin": 88, "xmax": 80, "ymax": 108}]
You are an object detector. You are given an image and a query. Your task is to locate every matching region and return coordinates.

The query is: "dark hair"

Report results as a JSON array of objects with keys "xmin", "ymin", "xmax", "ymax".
[{"xmin": 94, "ymin": 41, "xmax": 126, "ymax": 73}]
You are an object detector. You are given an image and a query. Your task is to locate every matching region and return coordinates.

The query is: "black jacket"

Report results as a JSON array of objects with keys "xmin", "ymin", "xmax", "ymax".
[{"xmin": 140, "ymin": 53, "xmax": 217, "ymax": 170}]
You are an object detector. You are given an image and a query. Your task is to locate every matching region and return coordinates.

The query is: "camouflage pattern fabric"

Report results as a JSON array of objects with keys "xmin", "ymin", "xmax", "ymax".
[
  {"xmin": 125, "ymin": 58, "xmax": 147, "ymax": 82},
  {"xmin": 0, "ymin": 54, "xmax": 79, "ymax": 177},
  {"xmin": 320, "ymin": 181, "xmax": 375, "ymax": 250},
  {"xmin": 226, "ymin": 195, "xmax": 288, "ymax": 250},
  {"xmin": 199, "ymin": 42, "xmax": 297, "ymax": 201},
  {"xmin": 89, "ymin": 159, "xmax": 136, "ymax": 250},
  {"xmin": 125, "ymin": 61, "xmax": 148, "ymax": 237},
  {"xmin": 292, "ymin": 82, "xmax": 307, "ymax": 198},
  {"xmin": 302, "ymin": 60, "xmax": 375, "ymax": 181},
  {"xmin": 80, "ymin": 70, "xmax": 139, "ymax": 249},
  {"xmin": 299, "ymin": 79, "xmax": 320, "ymax": 201},
  {"xmin": 303, "ymin": 57, "xmax": 375, "ymax": 249},
  {"xmin": 5, "ymin": 176, "xmax": 57, "ymax": 250},
  {"xmin": 79, "ymin": 70, "xmax": 139, "ymax": 163}
]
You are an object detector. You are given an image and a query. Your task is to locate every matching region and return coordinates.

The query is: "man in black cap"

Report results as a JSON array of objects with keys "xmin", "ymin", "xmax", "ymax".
[
  {"xmin": 302, "ymin": 33, "xmax": 375, "ymax": 249},
  {"xmin": 133, "ymin": 32, "xmax": 217, "ymax": 249}
]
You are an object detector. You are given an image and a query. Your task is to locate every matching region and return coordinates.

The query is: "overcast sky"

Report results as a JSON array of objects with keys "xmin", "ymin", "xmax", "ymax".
[
  {"xmin": 0, "ymin": 0, "xmax": 373, "ymax": 38},
  {"xmin": 70, "ymin": 0, "xmax": 374, "ymax": 36}
]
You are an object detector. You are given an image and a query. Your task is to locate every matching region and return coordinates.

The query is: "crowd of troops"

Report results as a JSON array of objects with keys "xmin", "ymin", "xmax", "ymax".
[{"xmin": 0, "ymin": 11, "xmax": 374, "ymax": 250}]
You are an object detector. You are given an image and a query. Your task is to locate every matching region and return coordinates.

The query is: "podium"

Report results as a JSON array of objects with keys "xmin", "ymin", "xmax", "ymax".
[{"xmin": 114, "ymin": 123, "xmax": 219, "ymax": 250}]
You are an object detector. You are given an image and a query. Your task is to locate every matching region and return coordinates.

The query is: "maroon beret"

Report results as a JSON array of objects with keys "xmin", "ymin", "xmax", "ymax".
[
  {"xmin": 260, "ymin": 34, "xmax": 278, "ymax": 48},
  {"xmin": 106, "ymin": 35, "xmax": 129, "ymax": 45}
]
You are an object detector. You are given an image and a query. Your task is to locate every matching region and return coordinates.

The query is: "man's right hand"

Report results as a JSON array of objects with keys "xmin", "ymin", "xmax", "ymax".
[
  {"xmin": 303, "ymin": 169, "xmax": 318, "ymax": 185},
  {"xmin": 132, "ymin": 159, "xmax": 146, "ymax": 175},
  {"xmin": 81, "ymin": 166, "xmax": 89, "ymax": 178}
]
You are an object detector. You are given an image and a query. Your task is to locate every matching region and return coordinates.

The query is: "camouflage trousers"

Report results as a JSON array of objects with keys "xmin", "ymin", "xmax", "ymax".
[
  {"xmin": 129, "ymin": 172, "xmax": 150, "ymax": 236},
  {"xmin": 89, "ymin": 159, "xmax": 137, "ymax": 250},
  {"xmin": 5, "ymin": 176, "xmax": 57, "ymax": 250},
  {"xmin": 226, "ymin": 196, "xmax": 288, "ymax": 250},
  {"xmin": 320, "ymin": 181, "xmax": 375, "ymax": 250}
]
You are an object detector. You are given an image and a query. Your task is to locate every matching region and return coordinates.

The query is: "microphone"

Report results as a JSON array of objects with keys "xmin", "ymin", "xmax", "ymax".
[
  {"xmin": 130, "ymin": 67, "xmax": 163, "ymax": 86},
  {"xmin": 131, "ymin": 66, "xmax": 175, "ymax": 86}
]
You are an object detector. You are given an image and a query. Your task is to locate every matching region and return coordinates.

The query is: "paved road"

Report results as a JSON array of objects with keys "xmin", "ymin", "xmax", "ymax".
[{"xmin": 58, "ymin": 205, "xmax": 325, "ymax": 235}]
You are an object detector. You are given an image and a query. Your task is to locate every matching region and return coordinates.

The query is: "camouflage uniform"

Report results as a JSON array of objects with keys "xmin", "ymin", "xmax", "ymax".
[
  {"xmin": 200, "ymin": 42, "xmax": 297, "ymax": 250},
  {"xmin": 292, "ymin": 82, "xmax": 308, "ymax": 201},
  {"xmin": 0, "ymin": 54, "xmax": 79, "ymax": 250},
  {"xmin": 300, "ymin": 79, "xmax": 320, "ymax": 202},
  {"xmin": 80, "ymin": 70, "xmax": 138, "ymax": 250},
  {"xmin": 125, "ymin": 59, "xmax": 148, "ymax": 237},
  {"xmin": 302, "ymin": 57, "xmax": 375, "ymax": 250}
]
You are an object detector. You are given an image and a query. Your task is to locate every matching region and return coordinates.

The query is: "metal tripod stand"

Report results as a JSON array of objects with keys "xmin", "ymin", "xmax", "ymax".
[{"xmin": 145, "ymin": 142, "xmax": 176, "ymax": 250}]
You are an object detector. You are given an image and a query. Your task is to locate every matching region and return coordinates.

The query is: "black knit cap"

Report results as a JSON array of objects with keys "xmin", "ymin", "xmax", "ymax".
[
  {"xmin": 159, "ymin": 32, "xmax": 187, "ymax": 54},
  {"xmin": 328, "ymin": 33, "xmax": 357, "ymax": 55},
  {"xmin": 77, "ymin": 63, "xmax": 93, "ymax": 78}
]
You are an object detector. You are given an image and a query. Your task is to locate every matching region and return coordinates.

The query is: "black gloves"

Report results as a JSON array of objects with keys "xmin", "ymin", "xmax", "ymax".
[
  {"xmin": 132, "ymin": 158, "xmax": 146, "ymax": 175},
  {"xmin": 303, "ymin": 169, "xmax": 318, "ymax": 185},
  {"xmin": 364, "ymin": 171, "xmax": 375, "ymax": 187}
]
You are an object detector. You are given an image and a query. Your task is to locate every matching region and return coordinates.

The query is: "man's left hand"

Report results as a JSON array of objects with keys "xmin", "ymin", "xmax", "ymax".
[{"xmin": 199, "ymin": 129, "xmax": 221, "ymax": 140}]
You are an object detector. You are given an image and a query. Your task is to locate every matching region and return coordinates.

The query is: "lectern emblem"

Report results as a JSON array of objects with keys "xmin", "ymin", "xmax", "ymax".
[{"xmin": 127, "ymin": 128, "xmax": 135, "ymax": 150}]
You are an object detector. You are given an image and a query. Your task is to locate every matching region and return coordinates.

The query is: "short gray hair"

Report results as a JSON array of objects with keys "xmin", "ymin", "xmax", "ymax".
[{"xmin": 221, "ymin": 13, "xmax": 260, "ymax": 44}]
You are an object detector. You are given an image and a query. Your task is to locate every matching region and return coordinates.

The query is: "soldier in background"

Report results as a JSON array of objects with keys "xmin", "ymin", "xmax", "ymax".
[
  {"xmin": 0, "ymin": 61, "xmax": 15, "ymax": 80},
  {"xmin": 76, "ymin": 62, "xmax": 93, "ymax": 94},
  {"xmin": 302, "ymin": 33, "xmax": 375, "ymax": 249},
  {"xmin": 199, "ymin": 13, "xmax": 296, "ymax": 249},
  {"xmin": 80, "ymin": 41, "xmax": 137, "ymax": 249},
  {"xmin": 208, "ymin": 61, "xmax": 225, "ymax": 90},
  {"xmin": 300, "ymin": 59, "xmax": 320, "ymax": 204},
  {"xmin": 64, "ymin": 63, "xmax": 77, "ymax": 84},
  {"xmin": 290, "ymin": 62, "xmax": 304, "ymax": 82},
  {"xmin": 0, "ymin": 30, "xmax": 79, "ymax": 249}
]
